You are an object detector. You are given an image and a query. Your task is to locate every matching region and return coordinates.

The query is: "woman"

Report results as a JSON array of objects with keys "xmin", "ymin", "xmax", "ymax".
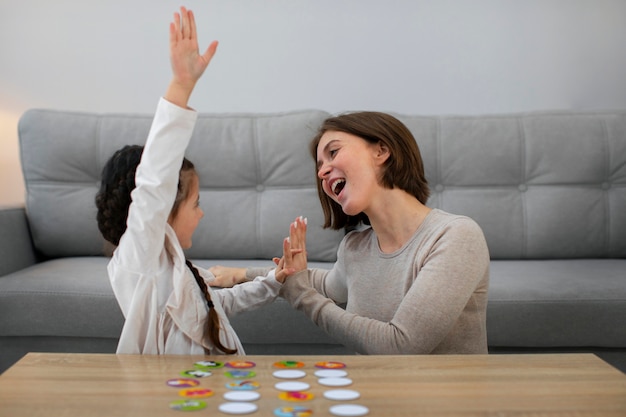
[{"xmin": 215, "ymin": 111, "xmax": 490, "ymax": 354}]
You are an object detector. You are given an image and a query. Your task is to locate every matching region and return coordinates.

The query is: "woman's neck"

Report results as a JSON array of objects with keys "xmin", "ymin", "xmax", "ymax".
[{"xmin": 366, "ymin": 189, "xmax": 432, "ymax": 254}]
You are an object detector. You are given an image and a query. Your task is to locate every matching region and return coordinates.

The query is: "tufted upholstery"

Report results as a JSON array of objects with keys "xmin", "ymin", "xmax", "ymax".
[
  {"xmin": 396, "ymin": 112, "xmax": 626, "ymax": 259},
  {"xmin": 18, "ymin": 109, "xmax": 343, "ymax": 262}
]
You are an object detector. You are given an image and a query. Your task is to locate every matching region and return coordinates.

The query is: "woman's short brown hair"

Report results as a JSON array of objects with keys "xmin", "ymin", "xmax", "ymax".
[{"xmin": 310, "ymin": 111, "xmax": 430, "ymax": 230}]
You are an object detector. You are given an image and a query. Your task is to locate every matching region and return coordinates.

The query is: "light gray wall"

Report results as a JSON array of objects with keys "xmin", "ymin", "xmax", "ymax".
[{"xmin": 1, "ymin": 0, "xmax": 626, "ymax": 205}]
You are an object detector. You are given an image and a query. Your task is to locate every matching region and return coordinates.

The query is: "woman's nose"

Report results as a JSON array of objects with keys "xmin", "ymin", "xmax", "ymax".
[{"xmin": 317, "ymin": 161, "xmax": 330, "ymax": 179}]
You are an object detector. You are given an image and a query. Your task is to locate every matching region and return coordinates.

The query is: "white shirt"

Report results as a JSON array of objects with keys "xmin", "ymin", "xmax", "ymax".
[{"xmin": 108, "ymin": 98, "xmax": 281, "ymax": 355}]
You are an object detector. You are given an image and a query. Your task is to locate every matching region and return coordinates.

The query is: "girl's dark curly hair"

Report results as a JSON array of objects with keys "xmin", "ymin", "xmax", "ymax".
[
  {"xmin": 95, "ymin": 144, "xmax": 236, "ymax": 355},
  {"xmin": 95, "ymin": 145, "xmax": 144, "ymax": 246}
]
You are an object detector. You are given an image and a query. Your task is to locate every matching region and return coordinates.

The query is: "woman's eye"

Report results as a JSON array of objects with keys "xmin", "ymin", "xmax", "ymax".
[{"xmin": 329, "ymin": 149, "xmax": 338, "ymax": 157}]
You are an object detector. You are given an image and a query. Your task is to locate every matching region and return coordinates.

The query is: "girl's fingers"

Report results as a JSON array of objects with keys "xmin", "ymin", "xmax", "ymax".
[
  {"xmin": 188, "ymin": 9, "xmax": 197, "ymax": 40},
  {"xmin": 180, "ymin": 7, "xmax": 191, "ymax": 39}
]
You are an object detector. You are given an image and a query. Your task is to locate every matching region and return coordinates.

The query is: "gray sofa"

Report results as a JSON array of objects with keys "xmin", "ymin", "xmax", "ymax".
[{"xmin": 1, "ymin": 108, "xmax": 625, "ymax": 374}]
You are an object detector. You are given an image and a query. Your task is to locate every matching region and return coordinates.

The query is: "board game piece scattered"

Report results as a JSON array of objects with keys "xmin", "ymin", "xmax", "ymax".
[
  {"xmin": 225, "ymin": 380, "xmax": 261, "ymax": 390},
  {"xmin": 273, "ymin": 369, "xmax": 307, "ymax": 379},
  {"xmin": 273, "ymin": 361, "xmax": 305, "ymax": 369},
  {"xmin": 314, "ymin": 369, "xmax": 348, "ymax": 378},
  {"xmin": 315, "ymin": 361, "xmax": 346, "ymax": 369},
  {"xmin": 223, "ymin": 391, "xmax": 261, "ymax": 402},
  {"xmin": 274, "ymin": 381, "xmax": 311, "ymax": 392},
  {"xmin": 273, "ymin": 406, "xmax": 313, "ymax": 417},
  {"xmin": 329, "ymin": 404, "xmax": 369, "ymax": 416},
  {"xmin": 178, "ymin": 388, "xmax": 214, "ymax": 398},
  {"xmin": 318, "ymin": 377, "xmax": 353, "ymax": 387},
  {"xmin": 323, "ymin": 389, "xmax": 361, "ymax": 401},
  {"xmin": 278, "ymin": 391, "xmax": 315, "ymax": 402},
  {"xmin": 167, "ymin": 378, "xmax": 200, "ymax": 388},
  {"xmin": 194, "ymin": 360, "xmax": 224, "ymax": 369},
  {"xmin": 169, "ymin": 399, "xmax": 207, "ymax": 411},
  {"xmin": 224, "ymin": 370, "xmax": 256, "ymax": 379},
  {"xmin": 225, "ymin": 361, "xmax": 256, "ymax": 369},
  {"xmin": 218, "ymin": 402, "xmax": 259, "ymax": 414},
  {"xmin": 180, "ymin": 369, "xmax": 212, "ymax": 378}
]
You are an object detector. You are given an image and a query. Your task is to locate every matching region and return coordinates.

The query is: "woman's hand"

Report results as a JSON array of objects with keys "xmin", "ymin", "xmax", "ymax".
[
  {"xmin": 165, "ymin": 6, "xmax": 218, "ymax": 108},
  {"xmin": 273, "ymin": 216, "xmax": 308, "ymax": 283}
]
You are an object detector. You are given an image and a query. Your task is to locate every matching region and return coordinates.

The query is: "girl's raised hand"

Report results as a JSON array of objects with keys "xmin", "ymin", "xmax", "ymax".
[{"xmin": 166, "ymin": 6, "xmax": 218, "ymax": 108}]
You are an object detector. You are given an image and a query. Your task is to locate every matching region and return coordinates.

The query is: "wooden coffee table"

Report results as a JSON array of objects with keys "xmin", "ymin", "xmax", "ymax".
[{"xmin": 1, "ymin": 352, "xmax": 625, "ymax": 416}]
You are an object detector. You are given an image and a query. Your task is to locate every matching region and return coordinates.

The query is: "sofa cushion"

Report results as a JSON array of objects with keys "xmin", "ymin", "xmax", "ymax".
[
  {"xmin": 487, "ymin": 259, "xmax": 626, "ymax": 347},
  {"xmin": 0, "ymin": 257, "xmax": 123, "ymax": 339}
]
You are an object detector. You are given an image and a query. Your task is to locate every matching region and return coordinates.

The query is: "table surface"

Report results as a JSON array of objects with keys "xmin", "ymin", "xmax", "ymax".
[{"xmin": 1, "ymin": 353, "xmax": 625, "ymax": 416}]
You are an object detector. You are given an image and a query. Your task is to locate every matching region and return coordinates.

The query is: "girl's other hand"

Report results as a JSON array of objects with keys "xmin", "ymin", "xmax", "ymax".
[{"xmin": 208, "ymin": 265, "xmax": 247, "ymax": 288}]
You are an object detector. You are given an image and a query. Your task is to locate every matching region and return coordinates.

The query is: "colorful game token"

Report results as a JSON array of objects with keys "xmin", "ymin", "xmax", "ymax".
[
  {"xmin": 278, "ymin": 391, "xmax": 315, "ymax": 402},
  {"xmin": 226, "ymin": 380, "xmax": 261, "ymax": 390},
  {"xmin": 274, "ymin": 381, "xmax": 311, "ymax": 392},
  {"xmin": 225, "ymin": 360, "xmax": 256, "ymax": 369},
  {"xmin": 218, "ymin": 402, "xmax": 259, "ymax": 414},
  {"xmin": 169, "ymin": 399, "xmax": 207, "ymax": 411},
  {"xmin": 329, "ymin": 404, "xmax": 369, "ymax": 416},
  {"xmin": 179, "ymin": 388, "xmax": 214, "ymax": 398},
  {"xmin": 167, "ymin": 378, "xmax": 200, "ymax": 388},
  {"xmin": 223, "ymin": 391, "xmax": 261, "ymax": 402},
  {"xmin": 273, "ymin": 370, "xmax": 307, "ymax": 379},
  {"xmin": 323, "ymin": 389, "xmax": 361, "ymax": 401},
  {"xmin": 194, "ymin": 360, "xmax": 224, "ymax": 370},
  {"xmin": 315, "ymin": 361, "xmax": 346, "ymax": 369},
  {"xmin": 273, "ymin": 405, "xmax": 314, "ymax": 417},
  {"xmin": 224, "ymin": 370, "xmax": 256, "ymax": 379},
  {"xmin": 180, "ymin": 369, "xmax": 212, "ymax": 378},
  {"xmin": 318, "ymin": 377, "xmax": 353, "ymax": 387},
  {"xmin": 273, "ymin": 360, "xmax": 305, "ymax": 369},
  {"xmin": 314, "ymin": 369, "xmax": 348, "ymax": 378}
]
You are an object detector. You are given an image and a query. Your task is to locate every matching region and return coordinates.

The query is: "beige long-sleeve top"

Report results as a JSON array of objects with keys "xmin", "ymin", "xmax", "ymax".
[
  {"xmin": 274, "ymin": 209, "xmax": 490, "ymax": 354},
  {"xmin": 109, "ymin": 98, "xmax": 281, "ymax": 355}
]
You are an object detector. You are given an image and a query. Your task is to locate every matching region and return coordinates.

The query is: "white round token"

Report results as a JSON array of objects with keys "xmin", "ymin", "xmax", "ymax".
[
  {"xmin": 329, "ymin": 404, "xmax": 369, "ymax": 416},
  {"xmin": 218, "ymin": 402, "xmax": 258, "ymax": 414},
  {"xmin": 318, "ymin": 377, "xmax": 353, "ymax": 387},
  {"xmin": 315, "ymin": 369, "xmax": 348, "ymax": 378},
  {"xmin": 223, "ymin": 391, "xmax": 261, "ymax": 402},
  {"xmin": 273, "ymin": 369, "xmax": 306, "ymax": 379},
  {"xmin": 274, "ymin": 381, "xmax": 311, "ymax": 391},
  {"xmin": 324, "ymin": 389, "xmax": 361, "ymax": 401}
]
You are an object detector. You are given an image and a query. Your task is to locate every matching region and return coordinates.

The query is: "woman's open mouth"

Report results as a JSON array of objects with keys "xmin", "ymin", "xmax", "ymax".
[{"xmin": 331, "ymin": 178, "xmax": 346, "ymax": 196}]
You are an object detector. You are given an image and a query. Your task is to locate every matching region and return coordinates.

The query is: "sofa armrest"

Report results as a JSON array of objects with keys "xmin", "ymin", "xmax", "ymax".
[{"xmin": 0, "ymin": 206, "xmax": 37, "ymax": 276}]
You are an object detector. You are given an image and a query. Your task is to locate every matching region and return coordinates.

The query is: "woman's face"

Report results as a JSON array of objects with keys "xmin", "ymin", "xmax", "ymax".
[
  {"xmin": 169, "ymin": 174, "xmax": 204, "ymax": 249},
  {"xmin": 316, "ymin": 131, "xmax": 388, "ymax": 216}
]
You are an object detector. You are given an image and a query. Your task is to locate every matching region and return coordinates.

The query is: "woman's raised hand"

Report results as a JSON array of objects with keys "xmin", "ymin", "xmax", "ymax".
[{"xmin": 274, "ymin": 216, "xmax": 308, "ymax": 283}]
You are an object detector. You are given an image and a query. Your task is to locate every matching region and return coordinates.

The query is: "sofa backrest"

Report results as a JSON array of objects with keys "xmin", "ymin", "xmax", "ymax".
[
  {"xmin": 395, "ymin": 111, "xmax": 626, "ymax": 259},
  {"xmin": 18, "ymin": 109, "xmax": 344, "ymax": 262},
  {"xmin": 19, "ymin": 109, "xmax": 626, "ymax": 261}
]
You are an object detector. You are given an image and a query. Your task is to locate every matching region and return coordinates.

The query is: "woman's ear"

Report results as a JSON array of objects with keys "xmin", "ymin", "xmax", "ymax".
[{"xmin": 373, "ymin": 142, "xmax": 391, "ymax": 165}]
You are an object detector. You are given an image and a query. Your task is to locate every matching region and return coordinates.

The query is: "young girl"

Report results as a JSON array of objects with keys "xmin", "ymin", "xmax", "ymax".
[{"xmin": 95, "ymin": 7, "xmax": 292, "ymax": 355}]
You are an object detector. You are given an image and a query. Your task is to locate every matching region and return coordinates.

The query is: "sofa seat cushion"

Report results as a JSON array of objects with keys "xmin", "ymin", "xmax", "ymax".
[
  {"xmin": 487, "ymin": 259, "xmax": 626, "ymax": 348},
  {"xmin": 0, "ymin": 257, "xmax": 123, "ymax": 339}
]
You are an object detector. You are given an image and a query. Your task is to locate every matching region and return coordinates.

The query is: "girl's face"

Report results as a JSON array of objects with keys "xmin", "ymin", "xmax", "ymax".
[
  {"xmin": 316, "ymin": 131, "xmax": 388, "ymax": 216},
  {"xmin": 169, "ymin": 174, "xmax": 204, "ymax": 249}
]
